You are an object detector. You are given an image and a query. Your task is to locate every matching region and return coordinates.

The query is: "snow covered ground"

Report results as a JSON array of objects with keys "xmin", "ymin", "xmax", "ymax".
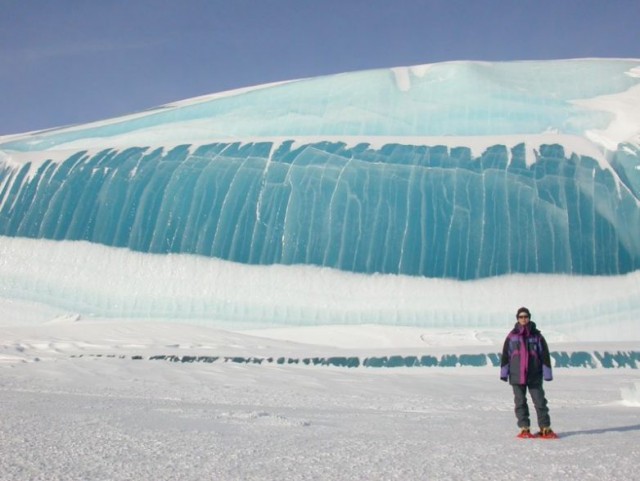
[{"xmin": 1, "ymin": 320, "xmax": 639, "ymax": 480}]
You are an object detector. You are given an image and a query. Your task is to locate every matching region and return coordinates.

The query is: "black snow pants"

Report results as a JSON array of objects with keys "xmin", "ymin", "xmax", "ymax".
[{"xmin": 512, "ymin": 383, "xmax": 551, "ymax": 429}]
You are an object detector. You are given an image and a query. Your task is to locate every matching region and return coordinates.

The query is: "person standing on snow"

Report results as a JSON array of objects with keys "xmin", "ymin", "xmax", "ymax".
[{"xmin": 500, "ymin": 307, "xmax": 558, "ymax": 439}]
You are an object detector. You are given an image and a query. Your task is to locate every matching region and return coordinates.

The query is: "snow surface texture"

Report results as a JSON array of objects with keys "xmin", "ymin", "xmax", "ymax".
[
  {"xmin": 1, "ymin": 322, "xmax": 639, "ymax": 481},
  {"xmin": 1, "ymin": 58, "xmax": 640, "ymax": 327}
]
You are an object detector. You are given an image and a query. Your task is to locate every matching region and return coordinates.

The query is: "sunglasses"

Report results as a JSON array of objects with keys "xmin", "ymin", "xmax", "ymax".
[{"xmin": 518, "ymin": 315, "xmax": 530, "ymax": 319}]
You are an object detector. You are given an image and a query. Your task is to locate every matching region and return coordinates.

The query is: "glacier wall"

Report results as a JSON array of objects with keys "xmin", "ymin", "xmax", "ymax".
[
  {"xmin": 1, "ymin": 140, "xmax": 639, "ymax": 278},
  {"xmin": 1, "ymin": 58, "xmax": 639, "ymax": 329}
]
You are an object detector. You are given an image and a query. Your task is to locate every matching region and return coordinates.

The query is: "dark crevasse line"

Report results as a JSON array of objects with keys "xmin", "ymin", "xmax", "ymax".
[{"xmin": 68, "ymin": 351, "xmax": 640, "ymax": 369}]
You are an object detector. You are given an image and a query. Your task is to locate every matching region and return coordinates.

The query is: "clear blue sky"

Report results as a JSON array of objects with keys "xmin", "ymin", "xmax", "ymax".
[{"xmin": 1, "ymin": 0, "xmax": 638, "ymax": 136}]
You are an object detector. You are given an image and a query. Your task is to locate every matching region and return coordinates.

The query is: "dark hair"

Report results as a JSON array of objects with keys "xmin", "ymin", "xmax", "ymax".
[{"xmin": 516, "ymin": 307, "xmax": 531, "ymax": 318}]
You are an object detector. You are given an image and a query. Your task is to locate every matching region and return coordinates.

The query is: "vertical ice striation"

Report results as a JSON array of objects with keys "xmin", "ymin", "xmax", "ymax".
[{"xmin": 1, "ymin": 140, "xmax": 638, "ymax": 279}]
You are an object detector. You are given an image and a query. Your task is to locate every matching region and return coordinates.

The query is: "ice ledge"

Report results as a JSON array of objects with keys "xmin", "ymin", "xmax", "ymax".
[
  {"xmin": 0, "ymin": 133, "xmax": 614, "ymax": 169},
  {"xmin": 1, "ymin": 237, "xmax": 639, "ymax": 339}
]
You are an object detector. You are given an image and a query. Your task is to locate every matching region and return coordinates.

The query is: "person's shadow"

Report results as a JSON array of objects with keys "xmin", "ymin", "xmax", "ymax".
[{"xmin": 560, "ymin": 424, "xmax": 640, "ymax": 438}]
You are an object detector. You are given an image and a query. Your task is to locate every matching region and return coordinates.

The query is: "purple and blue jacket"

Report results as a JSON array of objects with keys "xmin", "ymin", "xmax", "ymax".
[{"xmin": 500, "ymin": 321, "xmax": 552, "ymax": 385}]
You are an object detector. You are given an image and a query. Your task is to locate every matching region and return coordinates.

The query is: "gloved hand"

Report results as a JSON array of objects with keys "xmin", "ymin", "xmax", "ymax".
[
  {"xmin": 543, "ymin": 365, "xmax": 553, "ymax": 381},
  {"xmin": 500, "ymin": 365, "xmax": 509, "ymax": 382}
]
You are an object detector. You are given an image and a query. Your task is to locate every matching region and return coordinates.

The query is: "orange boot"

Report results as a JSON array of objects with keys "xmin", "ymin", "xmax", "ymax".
[
  {"xmin": 517, "ymin": 427, "xmax": 536, "ymax": 438},
  {"xmin": 537, "ymin": 427, "xmax": 559, "ymax": 439}
]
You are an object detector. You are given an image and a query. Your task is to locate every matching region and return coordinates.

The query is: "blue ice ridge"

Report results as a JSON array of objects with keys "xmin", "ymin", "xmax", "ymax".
[{"xmin": 1, "ymin": 140, "xmax": 639, "ymax": 279}]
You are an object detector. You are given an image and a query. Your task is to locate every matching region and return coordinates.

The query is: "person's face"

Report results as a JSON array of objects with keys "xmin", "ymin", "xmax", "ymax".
[{"xmin": 517, "ymin": 313, "xmax": 530, "ymax": 326}]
